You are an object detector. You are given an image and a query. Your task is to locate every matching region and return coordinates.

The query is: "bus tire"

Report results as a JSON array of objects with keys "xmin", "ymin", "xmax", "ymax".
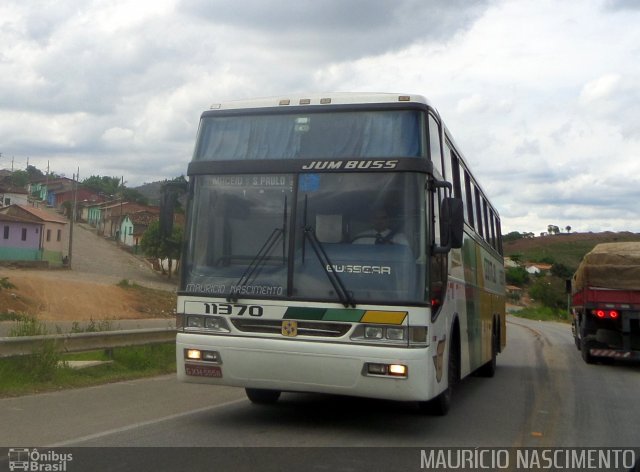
[
  {"xmin": 245, "ymin": 388, "xmax": 281, "ymax": 404},
  {"xmin": 477, "ymin": 320, "xmax": 498, "ymax": 378},
  {"xmin": 419, "ymin": 327, "xmax": 459, "ymax": 416}
]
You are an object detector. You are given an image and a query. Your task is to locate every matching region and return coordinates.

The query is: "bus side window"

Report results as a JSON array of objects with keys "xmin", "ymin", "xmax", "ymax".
[
  {"xmin": 474, "ymin": 186, "xmax": 484, "ymax": 237},
  {"xmin": 428, "ymin": 115, "xmax": 443, "ymax": 177},
  {"xmin": 464, "ymin": 170, "xmax": 474, "ymax": 228},
  {"xmin": 450, "ymin": 150, "xmax": 462, "ymax": 199}
]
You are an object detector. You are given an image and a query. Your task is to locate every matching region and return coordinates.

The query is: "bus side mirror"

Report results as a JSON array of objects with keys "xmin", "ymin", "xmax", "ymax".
[{"xmin": 435, "ymin": 197, "xmax": 464, "ymax": 253}]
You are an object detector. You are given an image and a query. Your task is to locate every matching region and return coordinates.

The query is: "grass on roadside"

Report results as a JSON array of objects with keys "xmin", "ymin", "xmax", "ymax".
[
  {"xmin": 511, "ymin": 306, "xmax": 571, "ymax": 323},
  {"xmin": 0, "ymin": 343, "xmax": 176, "ymax": 397},
  {"xmin": 1, "ymin": 315, "xmax": 176, "ymax": 397}
]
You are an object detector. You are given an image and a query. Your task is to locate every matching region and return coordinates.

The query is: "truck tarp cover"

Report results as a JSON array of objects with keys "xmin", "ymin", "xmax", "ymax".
[{"xmin": 573, "ymin": 242, "xmax": 640, "ymax": 292}]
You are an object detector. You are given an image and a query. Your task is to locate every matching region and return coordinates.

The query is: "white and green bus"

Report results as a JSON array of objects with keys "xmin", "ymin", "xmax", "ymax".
[{"xmin": 176, "ymin": 93, "xmax": 505, "ymax": 414}]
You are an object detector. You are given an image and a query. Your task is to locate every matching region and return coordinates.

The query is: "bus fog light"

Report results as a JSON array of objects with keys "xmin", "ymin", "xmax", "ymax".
[
  {"xmin": 389, "ymin": 364, "xmax": 407, "ymax": 377},
  {"xmin": 365, "ymin": 326, "xmax": 383, "ymax": 339},
  {"xmin": 186, "ymin": 349, "xmax": 201, "ymax": 360},
  {"xmin": 386, "ymin": 327, "xmax": 405, "ymax": 340},
  {"xmin": 367, "ymin": 363, "xmax": 387, "ymax": 375},
  {"xmin": 202, "ymin": 351, "xmax": 220, "ymax": 362}
]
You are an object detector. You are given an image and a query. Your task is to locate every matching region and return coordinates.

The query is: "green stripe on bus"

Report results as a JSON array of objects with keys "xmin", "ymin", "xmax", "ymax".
[
  {"xmin": 283, "ymin": 307, "xmax": 326, "ymax": 320},
  {"xmin": 322, "ymin": 309, "xmax": 366, "ymax": 322}
]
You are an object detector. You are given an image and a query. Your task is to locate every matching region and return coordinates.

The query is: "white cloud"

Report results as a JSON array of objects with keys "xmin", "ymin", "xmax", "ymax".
[
  {"xmin": 1, "ymin": 0, "xmax": 640, "ymax": 235},
  {"xmin": 580, "ymin": 74, "xmax": 621, "ymax": 103}
]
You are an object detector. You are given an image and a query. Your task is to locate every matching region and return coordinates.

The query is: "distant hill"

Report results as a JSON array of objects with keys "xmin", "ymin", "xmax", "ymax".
[
  {"xmin": 133, "ymin": 181, "xmax": 165, "ymax": 206},
  {"xmin": 134, "ymin": 177, "xmax": 188, "ymax": 209},
  {"xmin": 503, "ymin": 231, "xmax": 640, "ymax": 271}
]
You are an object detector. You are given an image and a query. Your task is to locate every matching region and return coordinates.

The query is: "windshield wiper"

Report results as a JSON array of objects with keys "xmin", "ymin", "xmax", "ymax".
[
  {"xmin": 228, "ymin": 227, "xmax": 284, "ymax": 303},
  {"xmin": 228, "ymin": 196, "xmax": 288, "ymax": 302},
  {"xmin": 303, "ymin": 226, "xmax": 356, "ymax": 308}
]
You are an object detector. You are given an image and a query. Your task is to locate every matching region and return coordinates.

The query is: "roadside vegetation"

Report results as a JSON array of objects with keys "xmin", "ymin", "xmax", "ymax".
[
  {"xmin": 0, "ymin": 312, "xmax": 176, "ymax": 398},
  {"xmin": 501, "ymin": 231, "xmax": 640, "ymax": 323},
  {"xmin": 1, "ymin": 280, "xmax": 176, "ymax": 396}
]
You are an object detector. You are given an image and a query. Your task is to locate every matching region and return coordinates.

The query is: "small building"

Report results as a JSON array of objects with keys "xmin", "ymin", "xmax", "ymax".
[
  {"xmin": 525, "ymin": 263, "xmax": 552, "ymax": 275},
  {"xmin": 100, "ymin": 202, "xmax": 159, "ymax": 239},
  {"xmin": 120, "ymin": 210, "xmax": 159, "ymax": 250},
  {"xmin": 0, "ymin": 212, "xmax": 44, "ymax": 261},
  {"xmin": 0, "ymin": 204, "xmax": 69, "ymax": 265},
  {"xmin": 0, "ymin": 185, "xmax": 30, "ymax": 208}
]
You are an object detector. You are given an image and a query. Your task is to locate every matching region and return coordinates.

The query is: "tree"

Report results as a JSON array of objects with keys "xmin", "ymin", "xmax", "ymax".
[
  {"xmin": 26, "ymin": 165, "xmax": 45, "ymax": 180},
  {"xmin": 503, "ymin": 231, "xmax": 525, "ymax": 242},
  {"xmin": 529, "ymin": 277, "xmax": 566, "ymax": 309},
  {"xmin": 565, "ymin": 225, "xmax": 571, "ymax": 233},
  {"xmin": 509, "ymin": 253, "xmax": 523, "ymax": 264},
  {"xmin": 140, "ymin": 221, "xmax": 163, "ymax": 269},
  {"xmin": 82, "ymin": 175, "xmax": 122, "ymax": 197},
  {"xmin": 551, "ymin": 262, "xmax": 574, "ymax": 279},
  {"xmin": 140, "ymin": 220, "xmax": 183, "ymax": 279},
  {"xmin": 121, "ymin": 187, "xmax": 149, "ymax": 205},
  {"xmin": 9, "ymin": 170, "xmax": 29, "ymax": 187},
  {"xmin": 506, "ymin": 267, "xmax": 530, "ymax": 286}
]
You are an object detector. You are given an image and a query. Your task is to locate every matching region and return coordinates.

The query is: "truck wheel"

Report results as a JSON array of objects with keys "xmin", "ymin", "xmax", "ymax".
[
  {"xmin": 245, "ymin": 388, "xmax": 281, "ymax": 404},
  {"xmin": 580, "ymin": 337, "xmax": 596, "ymax": 364},
  {"xmin": 573, "ymin": 321, "xmax": 581, "ymax": 350}
]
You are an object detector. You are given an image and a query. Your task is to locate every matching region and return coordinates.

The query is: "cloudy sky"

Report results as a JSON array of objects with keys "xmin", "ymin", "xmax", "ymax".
[{"xmin": 1, "ymin": 0, "xmax": 639, "ymax": 234}]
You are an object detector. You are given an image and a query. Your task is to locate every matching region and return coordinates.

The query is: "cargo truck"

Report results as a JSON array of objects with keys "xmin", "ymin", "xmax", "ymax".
[{"xmin": 570, "ymin": 242, "xmax": 640, "ymax": 363}]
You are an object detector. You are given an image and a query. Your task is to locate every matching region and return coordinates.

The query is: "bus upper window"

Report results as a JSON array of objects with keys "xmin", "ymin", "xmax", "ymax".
[{"xmin": 194, "ymin": 110, "xmax": 424, "ymax": 161}]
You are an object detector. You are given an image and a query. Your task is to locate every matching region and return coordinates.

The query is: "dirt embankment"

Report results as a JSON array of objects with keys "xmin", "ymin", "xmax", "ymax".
[
  {"xmin": 1, "ymin": 220, "xmax": 177, "ymax": 322},
  {"xmin": 1, "ymin": 270, "xmax": 176, "ymax": 321}
]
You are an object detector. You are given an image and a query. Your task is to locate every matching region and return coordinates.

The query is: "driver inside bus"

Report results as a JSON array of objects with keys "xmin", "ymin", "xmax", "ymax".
[{"xmin": 352, "ymin": 208, "xmax": 408, "ymax": 245}]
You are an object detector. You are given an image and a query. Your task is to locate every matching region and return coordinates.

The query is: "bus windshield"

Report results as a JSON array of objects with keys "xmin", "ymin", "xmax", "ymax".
[
  {"xmin": 193, "ymin": 110, "xmax": 424, "ymax": 161},
  {"xmin": 182, "ymin": 172, "xmax": 427, "ymax": 304}
]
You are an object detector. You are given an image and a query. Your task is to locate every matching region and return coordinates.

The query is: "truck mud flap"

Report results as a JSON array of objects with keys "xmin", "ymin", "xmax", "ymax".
[{"xmin": 589, "ymin": 348, "xmax": 640, "ymax": 360}]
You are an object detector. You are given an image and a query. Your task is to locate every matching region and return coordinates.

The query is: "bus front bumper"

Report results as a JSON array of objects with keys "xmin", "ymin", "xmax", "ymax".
[{"xmin": 176, "ymin": 333, "xmax": 445, "ymax": 402}]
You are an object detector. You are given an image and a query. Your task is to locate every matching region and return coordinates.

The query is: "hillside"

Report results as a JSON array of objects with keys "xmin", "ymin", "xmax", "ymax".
[
  {"xmin": 503, "ymin": 231, "xmax": 640, "ymax": 271},
  {"xmin": 134, "ymin": 176, "xmax": 187, "ymax": 207}
]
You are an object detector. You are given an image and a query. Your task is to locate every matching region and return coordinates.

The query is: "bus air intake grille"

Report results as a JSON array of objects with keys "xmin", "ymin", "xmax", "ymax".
[{"xmin": 231, "ymin": 319, "xmax": 351, "ymax": 337}]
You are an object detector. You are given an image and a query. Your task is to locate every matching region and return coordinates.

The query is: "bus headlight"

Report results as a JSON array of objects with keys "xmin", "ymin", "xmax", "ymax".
[
  {"xmin": 365, "ymin": 326, "xmax": 384, "ymax": 339},
  {"xmin": 185, "ymin": 315, "xmax": 230, "ymax": 333},
  {"xmin": 351, "ymin": 325, "xmax": 409, "ymax": 345},
  {"xmin": 187, "ymin": 316, "xmax": 204, "ymax": 328},
  {"xmin": 386, "ymin": 327, "xmax": 406, "ymax": 341}
]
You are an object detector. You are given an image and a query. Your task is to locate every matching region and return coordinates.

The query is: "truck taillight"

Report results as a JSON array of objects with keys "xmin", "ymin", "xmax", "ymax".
[{"xmin": 592, "ymin": 309, "xmax": 619, "ymax": 319}]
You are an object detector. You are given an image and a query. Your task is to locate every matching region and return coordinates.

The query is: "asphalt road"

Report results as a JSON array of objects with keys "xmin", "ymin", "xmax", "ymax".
[{"xmin": 1, "ymin": 316, "xmax": 638, "ymax": 471}]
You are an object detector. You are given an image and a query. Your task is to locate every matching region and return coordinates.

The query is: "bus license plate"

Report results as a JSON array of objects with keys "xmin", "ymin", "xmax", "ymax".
[{"xmin": 185, "ymin": 364, "xmax": 222, "ymax": 378}]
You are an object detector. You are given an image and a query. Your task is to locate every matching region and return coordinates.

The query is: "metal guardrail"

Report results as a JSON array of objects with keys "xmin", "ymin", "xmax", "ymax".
[{"xmin": 0, "ymin": 328, "xmax": 177, "ymax": 358}]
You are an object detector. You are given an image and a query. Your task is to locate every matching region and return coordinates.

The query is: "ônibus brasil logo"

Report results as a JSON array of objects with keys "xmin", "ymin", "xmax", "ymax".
[{"xmin": 8, "ymin": 448, "xmax": 73, "ymax": 471}]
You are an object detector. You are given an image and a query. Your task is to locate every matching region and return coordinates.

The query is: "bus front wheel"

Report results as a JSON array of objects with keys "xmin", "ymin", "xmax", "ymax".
[
  {"xmin": 245, "ymin": 388, "xmax": 281, "ymax": 404},
  {"xmin": 418, "ymin": 332, "xmax": 459, "ymax": 416}
]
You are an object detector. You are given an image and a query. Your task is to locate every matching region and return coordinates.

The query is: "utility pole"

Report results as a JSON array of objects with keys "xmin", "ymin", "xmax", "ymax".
[
  {"xmin": 118, "ymin": 176, "xmax": 124, "ymax": 244},
  {"xmin": 67, "ymin": 169, "xmax": 79, "ymax": 268}
]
